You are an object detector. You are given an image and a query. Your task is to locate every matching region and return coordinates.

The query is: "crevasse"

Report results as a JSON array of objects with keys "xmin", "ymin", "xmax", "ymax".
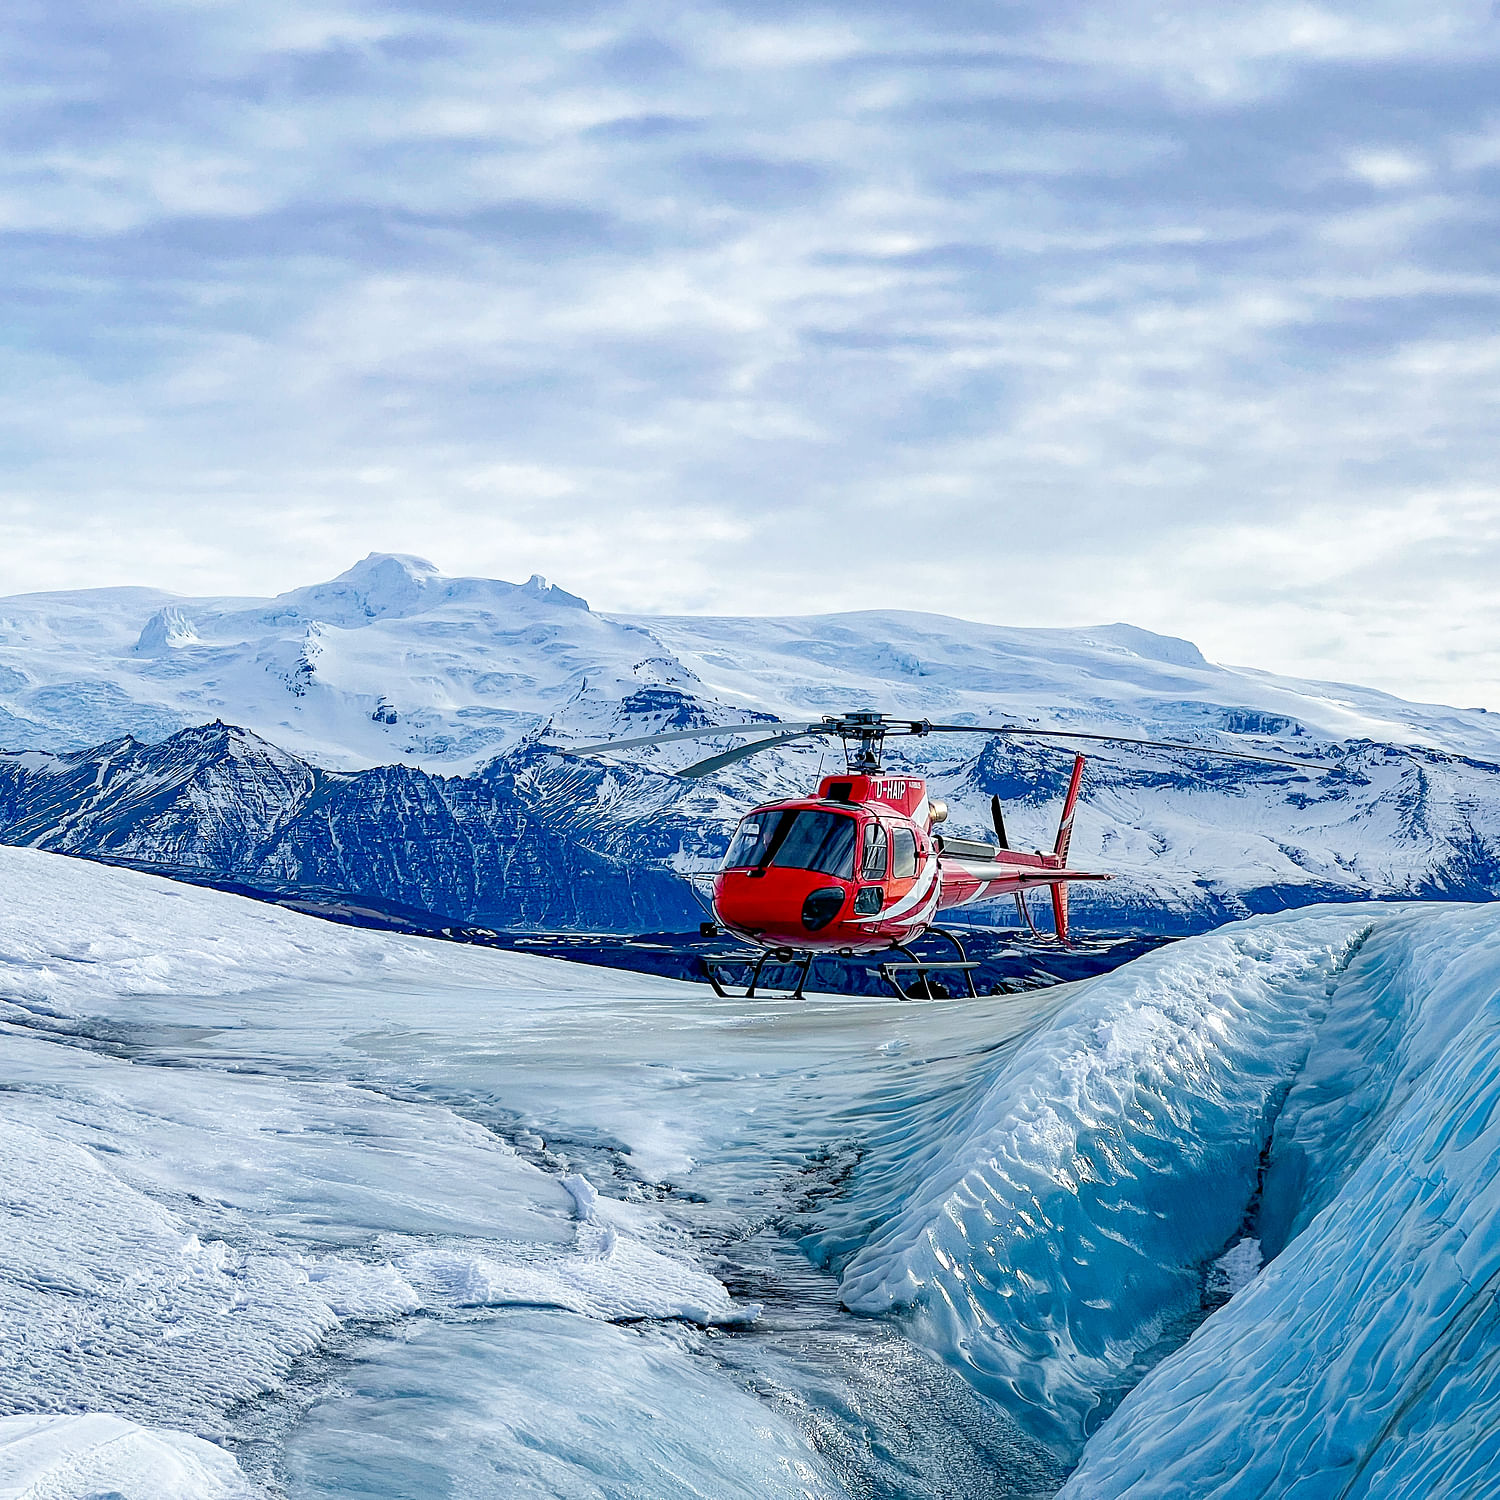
[
  {"xmin": 1060, "ymin": 902, "xmax": 1500, "ymax": 1498},
  {"xmin": 829, "ymin": 907, "xmax": 1394, "ymax": 1449}
]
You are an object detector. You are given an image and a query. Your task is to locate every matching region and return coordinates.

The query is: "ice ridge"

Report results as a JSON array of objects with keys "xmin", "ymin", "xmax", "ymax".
[
  {"xmin": 1060, "ymin": 902, "xmax": 1500, "ymax": 1498},
  {"xmin": 828, "ymin": 899, "xmax": 1500, "ymax": 1493}
]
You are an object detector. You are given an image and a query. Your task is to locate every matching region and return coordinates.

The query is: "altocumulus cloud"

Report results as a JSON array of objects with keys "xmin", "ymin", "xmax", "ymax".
[{"xmin": 1, "ymin": 0, "xmax": 1498, "ymax": 705}]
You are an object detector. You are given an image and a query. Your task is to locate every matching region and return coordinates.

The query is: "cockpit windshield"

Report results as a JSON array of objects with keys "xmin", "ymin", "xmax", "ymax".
[{"xmin": 723, "ymin": 809, "xmax": 858, "ymax": 878}]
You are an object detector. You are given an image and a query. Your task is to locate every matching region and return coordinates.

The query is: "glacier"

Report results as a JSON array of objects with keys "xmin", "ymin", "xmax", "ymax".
[
  {"xmin": 5, "ymin": 552, "xmax": 1499, "ymax": 774},
  {"xmin": 1059, "ymin": 903, "xmax": 1500, "ymax": 1498},
  {"xmin": 0, "ymin": 847, "xmax": 1065, "ymax": 1497},
  {"xmin": 1, "ymin": 845, "xmax": 1499, "ymax": 1495}
]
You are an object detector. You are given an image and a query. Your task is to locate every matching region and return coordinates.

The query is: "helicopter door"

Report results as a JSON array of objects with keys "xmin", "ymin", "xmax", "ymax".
[
  {"xmin": 854, "ymin": 822, "xmax": 888, "ymax": 914},
  {"xmin": 883, "ymin": 825, "xmax": 920, "ymax": 908}
]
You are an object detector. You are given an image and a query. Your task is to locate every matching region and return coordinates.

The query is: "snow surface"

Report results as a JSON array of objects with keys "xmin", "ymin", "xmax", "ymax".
[
  {"xmin": 0, "ymin": 841, "xmax": 677, "ymax": 1021},
  {"xmin": 2, "ymin": 553, "xmax": 1497, "ymax": 773},
  {"xmin": 4, "ymin": 845, "xmax": 1500, "ymax": 1496},
  {"xmin": 0, "ymin": 1414, "xmax": 257, "ymax": 1500}
]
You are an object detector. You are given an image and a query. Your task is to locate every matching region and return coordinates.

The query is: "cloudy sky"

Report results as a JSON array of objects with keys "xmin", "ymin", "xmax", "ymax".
[{"xmin": 2, "ymin": 0, "xmax": 1498, "ymax": 705}]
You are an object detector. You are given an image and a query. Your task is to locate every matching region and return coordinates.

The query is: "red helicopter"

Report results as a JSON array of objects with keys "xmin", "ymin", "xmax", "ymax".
[{"xmin": 569, "ymin": 710, "xmax": 1304, "ymax": 999}]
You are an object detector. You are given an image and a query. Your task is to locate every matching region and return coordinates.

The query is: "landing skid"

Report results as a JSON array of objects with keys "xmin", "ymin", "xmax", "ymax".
[
  {"xmin": 879, "ymin": 926, "xmax": 980, "ymax": 1001},
  {"xmin": 702, "ymin": 947, "xmax": 820, "ymax": 999},
  {"xmin": 703, "ymin": 928, "xmax": 985, "ymax": 1002}
]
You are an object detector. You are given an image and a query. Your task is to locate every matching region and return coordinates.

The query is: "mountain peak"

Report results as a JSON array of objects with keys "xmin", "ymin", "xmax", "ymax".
[
  {"xmin": 134, "ymin": 604, "xmax": 201, "ymax": 655},
  {"xmin": 335, "ymin": 553, "xmax": 442, "ymax": 588},
  {"xmin": 164, "ymin": 720, "xmax": 306, "ymax": 762},
  {"xmin": 272, "ymin": 556, "xmax": 589, "ymax": 627},
  {"xmin": 277, "ymin": 553, "xmax": 444, "ymax": 625},
  {"xmin": 519, "ymin": 573, "xmax": 589, "ymax": 609}
]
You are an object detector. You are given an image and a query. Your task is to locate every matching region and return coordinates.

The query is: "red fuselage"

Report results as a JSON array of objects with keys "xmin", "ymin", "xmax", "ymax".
[{"xmin": 711, "ymin": 771, "xmax": 1109, "ymax": 952}]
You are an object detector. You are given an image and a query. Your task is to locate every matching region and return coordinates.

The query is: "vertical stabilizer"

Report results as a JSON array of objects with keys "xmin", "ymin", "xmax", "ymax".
[
  {"xmin": 1050, "ymin": 755, "xmax": 1086, "ymax": 944},
  {"xmin": 1054, "ymin": 754, "xmax": 1086, "ymax": 861},
  {"xmin": 1050, "ymin": 880, "xmax": 1070, "ymax": 945}
]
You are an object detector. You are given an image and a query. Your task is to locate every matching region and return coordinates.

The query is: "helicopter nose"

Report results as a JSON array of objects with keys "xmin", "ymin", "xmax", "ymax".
[{"xmin": 713, "ymin": 868, "xmax": 851, "ymax": 942}]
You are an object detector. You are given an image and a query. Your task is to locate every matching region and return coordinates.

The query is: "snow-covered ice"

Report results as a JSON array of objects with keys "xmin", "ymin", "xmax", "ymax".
[
  {"xmin": 0, "ymin": 1414, "xmax": 257, "ymax": 1500},
  {"xmin": 0, "ymin": 848, "xmax": 792, "ymax": 1493},
  {"xmin": 3, "ymin": 844, "xmax": 1500, "ymax": 1496}
]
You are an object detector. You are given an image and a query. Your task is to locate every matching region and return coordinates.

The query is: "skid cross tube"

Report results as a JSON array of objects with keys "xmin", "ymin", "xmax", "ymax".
[{"xmin": 878, "ymin": 926, "xmax": 980, "ymax": 1001}]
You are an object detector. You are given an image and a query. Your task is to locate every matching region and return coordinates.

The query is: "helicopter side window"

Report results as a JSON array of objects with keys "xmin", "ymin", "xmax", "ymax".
[
  {"xmin": 860, "ymin": 823, "xmax": 888, "ymax": 881},
  {"xmin": 890, "ymin": 827, "xmax": 918, "ymax": 880},
  {"xmin": 723, "ymin": 809, "xmax": 858, "ymax": 879}
]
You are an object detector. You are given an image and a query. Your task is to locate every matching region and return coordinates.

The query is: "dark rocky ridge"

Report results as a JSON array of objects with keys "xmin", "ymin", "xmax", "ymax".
[
  {"xmin": 0, "ymin": 723, "xmax": 700, "ymax": 932},
  {"xmin": 4, "ymin": 721, "xmax": 1500, "ymax": 935}
]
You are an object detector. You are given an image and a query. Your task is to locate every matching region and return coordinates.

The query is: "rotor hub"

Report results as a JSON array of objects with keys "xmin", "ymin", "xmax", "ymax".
[{"xmin": 820, "ymin": 713, "xmax": 932, "ymax": 774}]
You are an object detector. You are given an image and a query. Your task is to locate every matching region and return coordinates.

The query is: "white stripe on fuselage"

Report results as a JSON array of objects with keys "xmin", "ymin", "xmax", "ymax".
[{"xmin": 878, "ymin": 855, "xmax": 940, "ymax": 921}]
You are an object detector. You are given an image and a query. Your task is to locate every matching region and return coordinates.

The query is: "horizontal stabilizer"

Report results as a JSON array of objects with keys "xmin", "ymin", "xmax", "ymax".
[{"xmin": 942, "ymin": 859, "xmax": 1111, "ymax": 884}]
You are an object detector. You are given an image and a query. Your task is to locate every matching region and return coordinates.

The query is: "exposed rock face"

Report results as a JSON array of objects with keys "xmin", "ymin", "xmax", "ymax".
[{"xmin": 0, "ymin": 725, "xmax": 699, "ymax": 932}]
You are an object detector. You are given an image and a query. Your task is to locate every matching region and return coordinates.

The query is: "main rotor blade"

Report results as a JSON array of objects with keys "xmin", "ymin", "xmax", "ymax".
[
  {"xmin": 679, "ymin": 730, "xmax": 826, "ymax": 779},
  {"xmin": 919, "ymin": 724, "xmax": 1313, "ymax": 768},
  {"xmin": 566, "ymin": 720, "xmax": 822, "ymax": 755}
]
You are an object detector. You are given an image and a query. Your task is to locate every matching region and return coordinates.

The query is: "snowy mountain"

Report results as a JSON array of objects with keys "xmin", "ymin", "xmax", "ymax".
[
  {"xmin": 3, "ymin": 553, "xmax": 1500, "ymax": 931},
  {"xmin": 3, "ymin": 718, "xmax": 1499, "ymax": 935},
  {"xmin": 2, "ymin": 849, "xmax": 1498, "ymax": 1497},
  {"xmin": 4, "ymin": 552, "xmax": 1499, "ymax": 772}
]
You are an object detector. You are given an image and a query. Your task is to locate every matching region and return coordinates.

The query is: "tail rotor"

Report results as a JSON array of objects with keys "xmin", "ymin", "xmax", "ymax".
[{"xmin": 990, "ymin": 795, "xmax": 1010, "ymax": 850}]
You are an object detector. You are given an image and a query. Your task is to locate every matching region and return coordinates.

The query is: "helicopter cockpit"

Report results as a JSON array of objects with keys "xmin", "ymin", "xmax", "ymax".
[{"xmin": 722, "ymin": 808, "xmax": 859, "ymax": 878}]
